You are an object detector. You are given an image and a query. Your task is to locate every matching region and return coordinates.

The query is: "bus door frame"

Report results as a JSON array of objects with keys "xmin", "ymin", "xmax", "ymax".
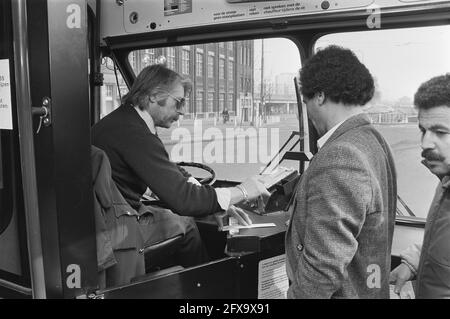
[{"xmin": 24, "ymin": 0, "xmax": 98, "ymax": 298}]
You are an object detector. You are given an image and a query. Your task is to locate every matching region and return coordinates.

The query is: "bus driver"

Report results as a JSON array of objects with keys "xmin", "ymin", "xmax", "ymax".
[{"xmin": 92, "ymin": 64, "xmax": 270, "ymax": 268}]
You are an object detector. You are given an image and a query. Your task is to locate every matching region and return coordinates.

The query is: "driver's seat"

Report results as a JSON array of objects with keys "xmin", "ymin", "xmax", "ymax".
[{"xmin": 141, "ymin": 234, "xmax": 183, "ymax": 273}]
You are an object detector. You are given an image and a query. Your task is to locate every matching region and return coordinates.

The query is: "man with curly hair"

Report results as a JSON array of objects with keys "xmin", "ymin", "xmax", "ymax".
[
  {"xmin": 390, "ymin": 74, "xmax": 450, "ymax": 298},
  {"xmin": 285, "ymin": 45, "xmax": 397, "ymax": 298}
]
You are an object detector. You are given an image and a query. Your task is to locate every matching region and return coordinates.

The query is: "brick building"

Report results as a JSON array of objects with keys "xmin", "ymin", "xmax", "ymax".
[{"xmin": 100, "ymin": 41, "xmax": 254, "ymax": 121}]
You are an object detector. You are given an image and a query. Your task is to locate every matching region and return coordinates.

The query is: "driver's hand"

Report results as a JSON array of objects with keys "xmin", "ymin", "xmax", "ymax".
[
  {"xmin": 239, "ymin": 176, "xmax": 271, "ymax": 201},
  {"xmin": 214, "ymin": 205, "xmax": 252, "ymax": 229},
  {"xmin": 187, "ymin": 176, "xmax": 201, "ymax": 186}
]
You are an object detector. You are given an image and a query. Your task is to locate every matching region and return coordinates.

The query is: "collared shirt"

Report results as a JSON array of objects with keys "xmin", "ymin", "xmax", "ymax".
[
  {"xmin": 134, "ymin": 106, "xmax": 157, "ymax": 135},
  {"xmin": 133, "ymin": 106, "xmax": 231, "ymax": 210},
  {"xmin": 317, "ymin": 119, "xmax": 346, "ymax": 150}
]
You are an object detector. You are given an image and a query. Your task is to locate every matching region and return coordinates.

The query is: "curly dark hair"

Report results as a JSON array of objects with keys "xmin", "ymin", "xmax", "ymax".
[
  {"xmin": 414, "ymin": 74, "xmax": 450, "ymax": 110},
  {"xmin": 299, "ymin": 45, "xmax": 374, "ymax": 106}
]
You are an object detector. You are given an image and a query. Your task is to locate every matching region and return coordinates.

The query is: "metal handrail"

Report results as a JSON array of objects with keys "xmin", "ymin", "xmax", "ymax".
[{"xmin": 397, "ymin": 195, "xmax": 416, "ymax": 217}]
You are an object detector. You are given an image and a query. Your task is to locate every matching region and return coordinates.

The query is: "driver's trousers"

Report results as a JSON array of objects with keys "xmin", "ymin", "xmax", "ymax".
[
  {"xmin": 137, "ymin": 204, "xmax": 209, "ymax": 269},
  {"xmin": 104, "ymin": 207, "xmax": 208, "ymax": 288}
]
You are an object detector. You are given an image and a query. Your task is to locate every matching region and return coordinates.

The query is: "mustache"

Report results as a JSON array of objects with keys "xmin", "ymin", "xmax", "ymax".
[{"xmin": 421, "ymin": 149, "xmax": 444, "ymax": 161}]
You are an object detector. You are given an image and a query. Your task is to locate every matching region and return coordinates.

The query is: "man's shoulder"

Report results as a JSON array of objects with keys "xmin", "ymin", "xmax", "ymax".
[
  {"xmin": 95, "ymin": 105, "xmax": 135, "ymax": 125},
  {"xmin": 93, "ymin": 106, "xmax": 148, "ymax": 136},
  {"xmin": 311, "ymin": 130, "xmax": 377, "ymax": 173},
  {"xmin": 330, "ymin": 124, "xmax": 387, "ymax": 154},
  {"xmin": 312, "ymin": 125, "xmax": 393, "ymax": 180},
  {"xmin": 319, "ymin": 133, "xmax": 368, "ymax": 159}
]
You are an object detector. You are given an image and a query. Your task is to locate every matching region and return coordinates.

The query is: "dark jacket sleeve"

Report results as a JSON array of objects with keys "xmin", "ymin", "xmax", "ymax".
[
  {"xmin": 291, "ymin": 143, "xmax": 372, "ymax": 298},
  {"xmin": 177, "ymin": 165, "xmax": 192, "ymax": 178},
  {"xmin": 119, "ymin": 126, "xmax": 222, "ymax": 216}
]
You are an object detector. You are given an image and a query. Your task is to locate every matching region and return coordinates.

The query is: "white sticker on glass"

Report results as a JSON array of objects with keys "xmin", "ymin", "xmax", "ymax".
[{"xmin": 0, "ymin": 59, "xmax": 13, "ymax": 130}]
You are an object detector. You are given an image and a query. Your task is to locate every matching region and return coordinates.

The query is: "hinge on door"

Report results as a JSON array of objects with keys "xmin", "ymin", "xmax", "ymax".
[{"xmin": 31, "ymin": 97, "xmax": 51, "ymax": 134}]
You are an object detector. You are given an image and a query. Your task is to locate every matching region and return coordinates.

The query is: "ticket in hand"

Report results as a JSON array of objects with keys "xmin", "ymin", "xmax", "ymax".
[
  {"xmin": 259, "ymin": 167, "xmax": 297, "ymax": 189},
  {"xmin": 221, "ymin": 223, "xmax": 276, "ymax": 232}
]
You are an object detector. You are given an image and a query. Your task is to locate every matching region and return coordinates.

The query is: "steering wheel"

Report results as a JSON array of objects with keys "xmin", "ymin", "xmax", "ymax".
[{"xmin": 176, "ymin": 161, "xmax": 216, "ymax": 186}]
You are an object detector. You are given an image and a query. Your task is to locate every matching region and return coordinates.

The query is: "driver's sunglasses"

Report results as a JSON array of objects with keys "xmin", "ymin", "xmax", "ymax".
[{"xmin": 163, "ymin": 91, "xmax": 186, "ymax": 110}]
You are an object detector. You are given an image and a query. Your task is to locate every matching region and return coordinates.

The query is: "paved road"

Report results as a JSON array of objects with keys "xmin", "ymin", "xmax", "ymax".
[
  {"xmin": 158, "ymin": 117, "xmax": 436, "ymax": 218},
  {"xmin": 374, "ymin": 124, "xmax": 437, "ymax": 218}
]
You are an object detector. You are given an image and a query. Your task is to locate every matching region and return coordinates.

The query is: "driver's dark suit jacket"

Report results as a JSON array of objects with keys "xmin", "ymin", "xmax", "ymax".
[{"xmin": 92, "ymin": 104, "xmax": 221, "ymax": 216}]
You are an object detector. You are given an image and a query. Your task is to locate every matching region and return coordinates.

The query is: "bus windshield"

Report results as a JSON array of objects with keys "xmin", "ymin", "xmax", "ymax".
[
  {"xmin": 101, "ymin": 38, "xmax": 302, "ymax": 183},
  {"xmin": 316, "ymin": 25, "xmax": 450, "ymax": 218}
]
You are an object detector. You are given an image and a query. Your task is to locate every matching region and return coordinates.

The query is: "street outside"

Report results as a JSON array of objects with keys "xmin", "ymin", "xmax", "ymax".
[{"xmin": 158, "ymin": 115, "xmax": 437, "ymax": 219}]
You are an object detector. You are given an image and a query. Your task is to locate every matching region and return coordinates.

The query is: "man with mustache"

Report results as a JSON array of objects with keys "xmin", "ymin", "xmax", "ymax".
[
  {"xmin": 92, "ymin": 64, "xmax": 269, "ymax": 274},
  {"xmin": 390, "ymin": 74, "xmax": 450, "ymax": 298}
]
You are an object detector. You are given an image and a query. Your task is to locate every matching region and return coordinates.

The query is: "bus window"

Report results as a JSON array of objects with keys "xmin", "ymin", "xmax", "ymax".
[
  {"xmin": 100, "ymin": 38, "xmax": 302, "ymax": 183},
  {"xmin": 99, "ymin": 57, "xmax": 128, "ymax": 119},
  {"xmin": 316, "ymin": 25, "xmax": 450, "ymax": 219},
  {"xmin": 0, "ymin": 0, "xmax": 25, "ymax": 283}
]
